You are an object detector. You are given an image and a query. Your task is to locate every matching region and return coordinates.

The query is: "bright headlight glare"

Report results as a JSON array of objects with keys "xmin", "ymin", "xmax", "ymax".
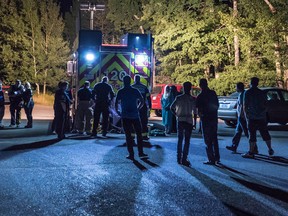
[
  {"xmin": 85, "ymin": 53, "xmax": 95, "ymax": 61},
  {"xmin": 135, "ymin": 54, "xmax": 148, "ymax": 66}
]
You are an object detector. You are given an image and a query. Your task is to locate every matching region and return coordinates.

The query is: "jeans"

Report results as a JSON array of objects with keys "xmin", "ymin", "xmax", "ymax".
[
  {"xmin": 10, "ymin": 103, "xmax": 22, "ymax": 125},
  {"xmin": 92, "ymin": 103, "xmax": 109, "ymax": 134},
  {"xmin": 24, "ymin": 101, "xmax": 34, "ymax": 127},
  {"xmin": 232, "ymin": 117, "xmax": 248, "ymax": 147},
  {"xmin": 201, "ymin": 119, "xmax": 220, "ymax": 162},
  {"xmin": 247, "ymin": 118, "xmax": 271, "ymax": 142},
  {"xmin": 177, "ymin": 121, "xmax": 193, "ymax": 161},
  {"xmin": 122, "ymin": 118, "xmax": 144, "ymax": 156}
]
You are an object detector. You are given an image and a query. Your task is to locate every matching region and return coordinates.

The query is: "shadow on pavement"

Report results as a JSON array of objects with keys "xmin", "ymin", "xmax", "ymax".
[
  {"xmin": 182, "ymin": 166, "xmax": 279, "ymax": 216},
  {"xmin": 1, "ymin": 138, "xmax": 60, "ymax": 151},
  {"xmin": 231, "ymin": 176, "xmax": 288, "ymax": 204},
  {"xmin": 254, "ymin": 154, "xmax": 288, "ymax": 166}
]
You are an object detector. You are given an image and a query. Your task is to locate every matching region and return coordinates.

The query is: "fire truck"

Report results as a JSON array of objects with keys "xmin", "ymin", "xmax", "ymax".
[{"xmin": 68, "ymin": 30, "xmax": 154, "ymax": 103}]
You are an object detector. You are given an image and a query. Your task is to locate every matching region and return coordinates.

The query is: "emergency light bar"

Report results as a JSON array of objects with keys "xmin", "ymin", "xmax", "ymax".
[{"xmin": 135, "ymin": 54, "xmax": 148, "ymax": 66}]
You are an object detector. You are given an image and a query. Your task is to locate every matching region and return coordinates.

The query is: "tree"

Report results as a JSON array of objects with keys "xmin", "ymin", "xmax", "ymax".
[{"xmin": 0, "ymin": 0, "xmax": 70, "ymax": 94}]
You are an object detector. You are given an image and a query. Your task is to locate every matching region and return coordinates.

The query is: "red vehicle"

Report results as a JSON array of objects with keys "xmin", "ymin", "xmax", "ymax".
[
  {"xmin": 2, "ymin": 85, "xmax": 10, "ymax": 105},
  {"xmin": 151, "ymin": 84, "xmax": 201, "ymax": 117}
]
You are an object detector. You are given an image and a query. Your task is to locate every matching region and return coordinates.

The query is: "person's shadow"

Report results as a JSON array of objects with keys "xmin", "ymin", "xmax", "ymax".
[{"xmin": 73, "ymin": 141, "xmax": 164, "ymax": 215}]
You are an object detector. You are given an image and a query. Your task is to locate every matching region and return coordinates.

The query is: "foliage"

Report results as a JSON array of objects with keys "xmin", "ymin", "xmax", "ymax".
[{"xmin": 0, "ymin": 0, "xmax": 70, "ymax": 93}]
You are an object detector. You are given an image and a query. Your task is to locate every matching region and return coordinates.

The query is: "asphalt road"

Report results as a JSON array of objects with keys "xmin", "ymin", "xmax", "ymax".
[{"xmin": 0, "ymin": 105, "xmax": 288, "ymax": 216}]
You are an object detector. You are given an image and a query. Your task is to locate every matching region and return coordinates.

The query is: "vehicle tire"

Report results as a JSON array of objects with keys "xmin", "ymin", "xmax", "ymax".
[
  {"xmin": 224, "ymin": 120, "xmax": 237, "ymax": 127},
  {"xmin": 155, "ymin": 109, "xmax": 162, "ymax": 117}
]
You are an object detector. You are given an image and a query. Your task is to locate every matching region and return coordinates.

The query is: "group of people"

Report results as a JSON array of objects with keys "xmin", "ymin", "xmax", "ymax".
[
  {"xmin": 1, "ymin": 75, "xmax": 273, "ymax": 164},
  {"xmin": 226, "ymin": 77, "xmax": 274, "ymax": 159},
  {"xmin": 0, "ymin": 79, "xmax": 34, "ymax": 129},
  {"xmin": 170, "ymin": 76, "xmax": 274, "ymax": 166}
]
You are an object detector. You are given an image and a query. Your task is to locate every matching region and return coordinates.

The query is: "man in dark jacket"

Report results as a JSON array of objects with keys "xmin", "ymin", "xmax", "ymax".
[
  {"xmin": 196, "ymin": 78, "xmax": 220, "ymax": 165},
  {"xmin": 91, "ymin": 76, "xmax": 115, "ymax": 137},
  {"xmin": 242, "ymin": 77, "xmax": 274, "ymax": 158},
  {"xmin": 132, "ymin": 74, "xmax": 151, "ymax": 140},
  {"xmin": 8, "ymin": 79, "xmax": 24, "ymax": 127},
  {"xmin": 226, "ymin": 82, "xmax": 258, "ymax": 153}
]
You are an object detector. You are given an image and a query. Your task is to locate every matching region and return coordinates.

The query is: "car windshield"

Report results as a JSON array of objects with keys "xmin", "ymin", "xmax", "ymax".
[{"xmin": 230, "ymin": 92, "xmax": 239, "ymax": 97}]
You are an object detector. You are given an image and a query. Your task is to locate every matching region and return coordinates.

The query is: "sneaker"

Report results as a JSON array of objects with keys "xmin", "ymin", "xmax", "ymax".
[
  {"xmin": 126, "ymin": 155, "xmax": 134, "ymax": 160},
  {"xmin": 268, "ymin": 149, "xmax": 274, "ymax": 156},
  {"xmin": 139, "ymin": 153, "xmax": 148, "ymax": 158},
  {"xmin": 226, "ymin": 145, "xmax": 237, "ymax": 152},
  {"xmin": 241, "ymin": 152, "xmax": 254, "ymax": 159},
  {"xmin": 182, "ymin": 159, "xmax": 191, "ymax": 167}
]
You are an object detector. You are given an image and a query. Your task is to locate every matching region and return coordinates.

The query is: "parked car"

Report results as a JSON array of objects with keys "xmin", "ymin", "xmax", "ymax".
[
  {"xmin": 151, "ymin": 84, "xmax": 201, "ymax": 117},
  {"xmin": 218, "ymin": 87, "xmax": 288, "ymax": 127}
]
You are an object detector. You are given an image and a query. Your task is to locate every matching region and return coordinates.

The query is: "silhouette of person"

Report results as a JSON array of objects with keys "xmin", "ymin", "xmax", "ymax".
[
  {"xmin": 171, "ymin": 82, "xmax": 197, "ymax": 166},
  {"xmin": 22, "ymin": 82, "xmax": 34, "ymax": 128},
  {"xmin": 0, "ymin": 82, "xmax": 5, "ymax": 129},
  {"xmin": 242, "ymin": 77, "xmax": 274, "ymax": 158},
  {"xmin": 91, "ymin": 76, "xmax": 115, "ymax": 137},
  {"xmin": 115, "ymin": 75, "xmax": 148, "ymax": 160},
  {"xmin": 161, "ymin": 85, "xmax": 173, "ymax": 134},
  {"xmin": 170, "ymin": 85, "xmax": 179, "ymax": 133},
  {"xmin": 226, "ymin": 82, "xmax": 258, "ymax": 153},
  {"xmin": 54, "ymin": 81, "xmax": 71, "ymax": 139},
  {"xmin": 75, "ymin": 81, "xmax": 93, "ymax": 135},
  {"xmin": 132, "ymin": 74, "xmax": 152, "ymax": 140},
  {"xmin": 8, "ymin": 79, "xmax": 24, "ymax": 127},
  {"xmin": 196, "ymin": 78, "xmax": 220, "ymax": 165}
]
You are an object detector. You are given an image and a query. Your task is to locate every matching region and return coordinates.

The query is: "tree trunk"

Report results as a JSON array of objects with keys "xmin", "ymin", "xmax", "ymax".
[
  {"xmin": 233, "ymin": 0, "xmax": 240, "ymax": 66},
  {"xmin": 35, "ymin": 83, "xmax": 40, "ymax": 95},
  {"xmin": 264, "ymin": 0, "xmax": 276, "ymax": 13}
]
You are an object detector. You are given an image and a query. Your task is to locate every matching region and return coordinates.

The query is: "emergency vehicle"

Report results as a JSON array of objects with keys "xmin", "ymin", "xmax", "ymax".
[{"xmin": 67, "ymin": 30, "xmax": 154, "ymax": 102}]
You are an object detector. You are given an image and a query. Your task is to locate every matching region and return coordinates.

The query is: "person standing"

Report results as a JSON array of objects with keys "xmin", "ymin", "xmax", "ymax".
[
  {"xmin": 242, "ymin": 77, "xmax": 274, "ymax": 158},
  {"xmin": 132, "ymin": 74, "xmax": 152, "ymax": 140},
  {"xmin": 171, "ymin": 82, "xmax": 197, "ymax": 166},
  {"xmin": 161, "ymin": 85, "xmax": 173, "ymax": 134},
  {"xmin": 91, "ymin": 76, "xmax": 115, "ymax": 137},
  {"xmin": 75, "ymin": 81, "xmax": 93, "ymax": 135},
  {"xmin": 0, "ymin": 82, "xmax": 5, "ymax": 129},
  {"xmin": 115, "ymin": 75, "xmax": 148, "ymax": 160},
  {"xmin": 54, "ymin": 81, "xmax": 71, "ymax": 139},
  {"xmin": 8, "ymin": 79, "xmax": 24, "ymax": 127},
  {"xmin": 226, "ymin": 82, "xmax": 258, "ymax": 153},
  {"xmin": 170, "ymin": 85, "xmax": 179, "ymax": 133},
  {"xmin": 22, "ymin": 82, "xmax": 34, "ymax": 128},
  {"xmin": 196, "ymin": 78, "xmax": 220, "ymax": 165}
]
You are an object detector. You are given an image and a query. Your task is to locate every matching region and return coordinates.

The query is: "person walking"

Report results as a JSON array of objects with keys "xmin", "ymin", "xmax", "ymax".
[
  {"xmin": 132, "ymin": 74, "xmax": 152, "ymax": 140},
  {"xmin": 54, "ymin": 81, "xmax": 71, "ymax": 139},
  {"xmin": 226, "ymin": 82, "xmax": 258, "ymax": 153},
  {"xmin": 242, "ymin": 77, "xmax": 274, "ymax": 158},
  {"xmin": 91, "ymin": 76, "xmax": 115, "ymax": 137},
  {"xmin": 75, "ymin": 81, "xmax": 93, "ymax": 135},
  {"xmin": 115, "ymin": 75, "xmax": 148, "ymax": 160},
  {"xmin": 171, "ymin": 81, "xmax": 197, "ymax": 166},
  {"xmin": 196, "ymin": 78, "xmax": 220, "ymax": 165},
  {"xmin": 0, "ymin": 82, "xmax": 5, "ymax": 129},
  {"xmin": 8, "ymin": 79, "xmax": 24, "ymax": 127},
  {"xmin": 22, "ymin": 82, "xmax": 34, "ymax": 128},
  {"xmin": 161, "ymin": 85, "xmax": 173, "ymax": 134}
]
